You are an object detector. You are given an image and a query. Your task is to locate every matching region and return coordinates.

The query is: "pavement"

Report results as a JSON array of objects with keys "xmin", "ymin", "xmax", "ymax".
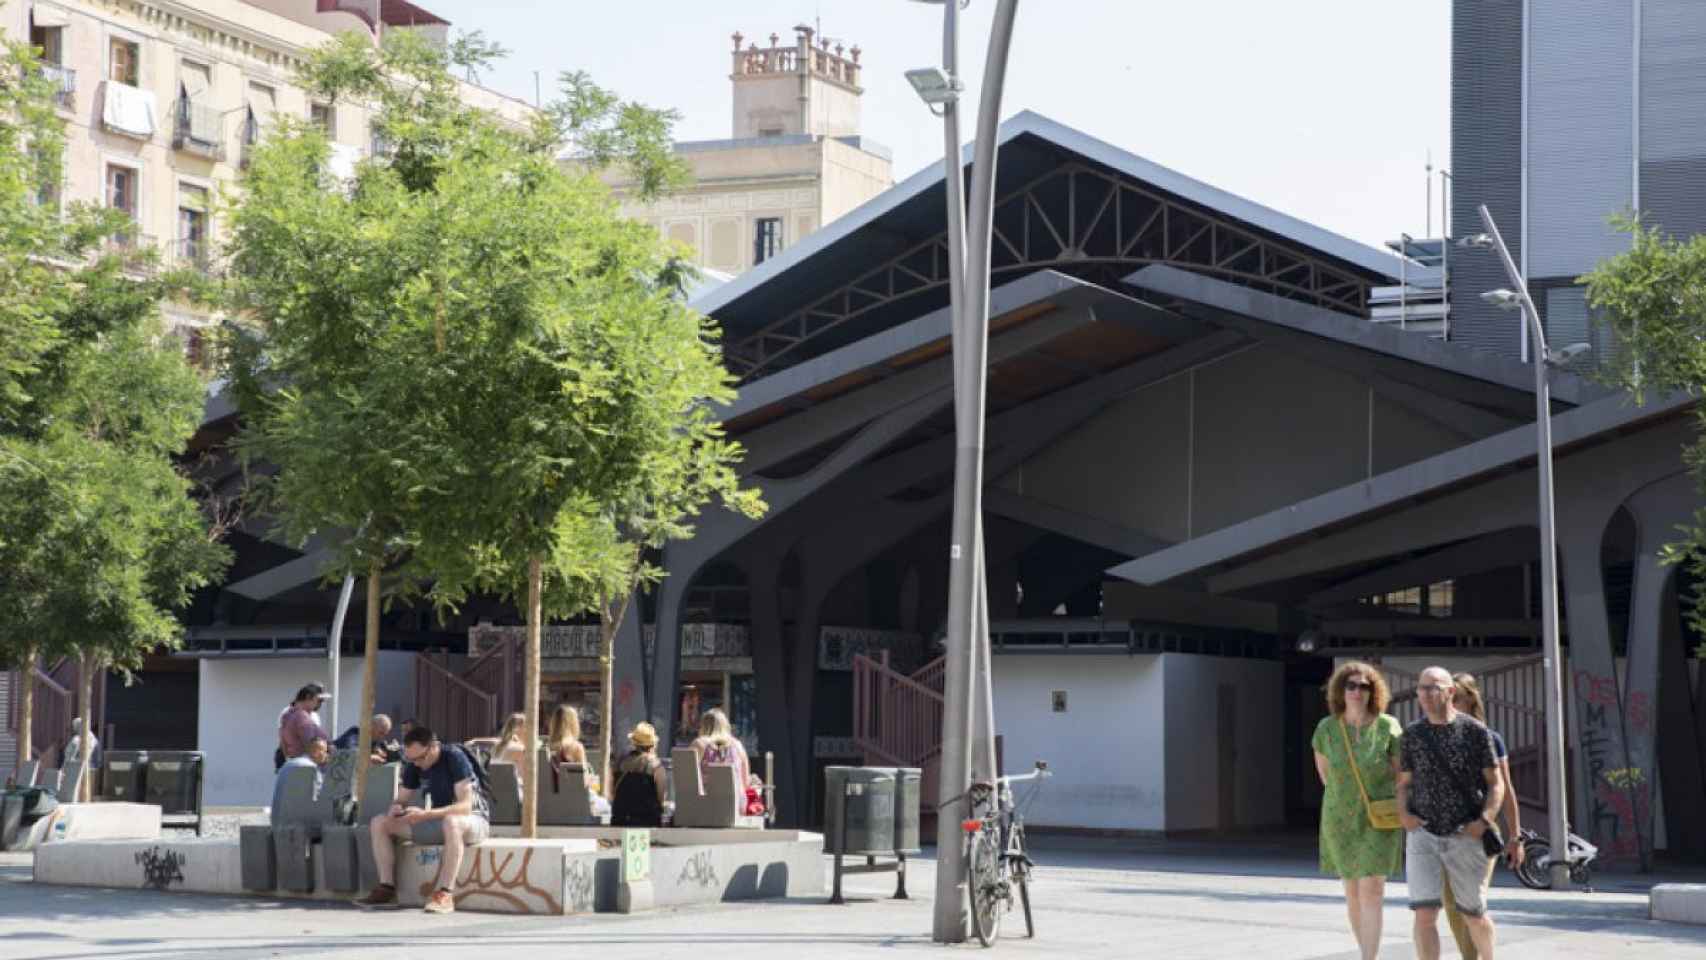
[{"xmin": 4, "ymin": 832, "xmax": 1706, "ymax": 959}]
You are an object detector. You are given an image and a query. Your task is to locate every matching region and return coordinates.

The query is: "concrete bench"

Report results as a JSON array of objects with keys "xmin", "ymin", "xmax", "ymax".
[
  {"xmin": 670, "ymin": 748, "xmax": 761, "ymax": 829},
  {"xmin": 1652, "ymin": 884, "xmax": 1706, "ymax": 925},
  {"xmin": 488, "ymin": 761, "xmax": 522, "ymax": 826},
  {"xmin": 539, "ymin": 763, "xmax": 604, "ymax": 826}
]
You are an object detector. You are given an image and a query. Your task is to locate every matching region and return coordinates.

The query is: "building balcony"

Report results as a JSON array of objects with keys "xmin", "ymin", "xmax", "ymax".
[
  {"xmin": 731, "ymin": 28, "xmax": 862, "ymax": 89},
  {"xmin": 35, "ymin": 63, "xmax": 75, "ymax": 110},
  {"xmin": 172, "ymin": 237, "xmax": 214, "ymax": 274},
  {"xmin": 105, "ymin": 230, "xmax": 161, "ymax": 277},
  {"xmin": 172, "ymin": 99, "xmax": 226, "ymax": 160}
]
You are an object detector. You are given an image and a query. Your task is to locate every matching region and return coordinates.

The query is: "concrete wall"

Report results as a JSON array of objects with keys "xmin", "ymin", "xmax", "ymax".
[
  {"xmin": 991, "ymin": 653, "xmax": 1166, "ymax": 832},
  {"xmin": 1161, "ymin": 655, "xmax": 1286, "ymax": 831},
  {"xmin": 197, "ymin": 652, "xmax": 415, "ymax": 806}
]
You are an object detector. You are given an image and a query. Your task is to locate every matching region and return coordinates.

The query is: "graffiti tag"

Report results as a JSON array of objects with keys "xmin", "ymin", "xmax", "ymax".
[
  {"xmin": 677, "ymin": 850, "xmax": 719, "ymax": 889},
  {"xmin": 136, "ymin": 847, "xmax": 186, "ymax": 890}
]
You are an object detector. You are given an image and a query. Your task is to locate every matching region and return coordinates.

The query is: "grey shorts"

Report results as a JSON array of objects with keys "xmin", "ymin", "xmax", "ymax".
[
  {"xmin": 1406, "ymin": 828, "xmax": 1494, "ymax": 917},
  {"xmin": 408, "ymin": 814, "xmax": 489, "ymax": 847}
]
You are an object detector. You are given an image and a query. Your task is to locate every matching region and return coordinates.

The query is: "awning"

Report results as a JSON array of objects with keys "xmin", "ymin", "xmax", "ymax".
[{"xmin": 31, "ymin": 4, "xmax": 71, "ymax": 28}]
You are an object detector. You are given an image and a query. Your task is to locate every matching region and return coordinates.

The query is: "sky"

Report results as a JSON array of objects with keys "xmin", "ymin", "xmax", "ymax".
[{"xmin": 423, "ymin": 0, "xmax": 1451, "ymax": 250}]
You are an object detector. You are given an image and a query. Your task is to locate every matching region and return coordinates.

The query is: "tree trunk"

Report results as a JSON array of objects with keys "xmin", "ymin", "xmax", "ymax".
[
  {"xmin": 352, "ymin": 560, "xmax": 381, "ymax": 807},
  {"xmin": 597, "ymin": 590, "xmax": 634, "ymax": 800},
  {"xmin": 522, "ymin": 554, "xmax": 543, "ymax": 838},
  {"xmin": 76, "ymin": 652, "xmax": 94, "ymax": 803},
  {"xmin": 15, "ymin": 647, "xmax": 35, "ymax": 785}
]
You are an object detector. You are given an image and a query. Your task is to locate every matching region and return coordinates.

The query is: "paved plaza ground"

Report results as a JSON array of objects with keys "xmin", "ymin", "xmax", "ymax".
[{"xmin": 3, "ymin": 833, "xmax": 1705, "ymax": 959}]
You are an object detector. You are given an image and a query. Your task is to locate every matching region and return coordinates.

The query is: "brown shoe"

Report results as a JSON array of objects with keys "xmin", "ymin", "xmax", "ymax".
[
  {"xmin": 352, "ymin": 884, "xmax": 397, "ymax": 908},
  {"xmin": 424, "ymin": 889, "xmax": 456, "ymax": 914}
]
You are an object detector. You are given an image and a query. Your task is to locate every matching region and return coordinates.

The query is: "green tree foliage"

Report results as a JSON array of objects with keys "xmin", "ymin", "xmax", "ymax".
[
  {"xmin": 0, "ymin": 30, "xmax": 232, "ymax": 781},
  {"xmin": 1583, "ymin": 217, "xmax": 1706, "ymax": 650},
  {"xmin": 222, "ymin": 30, "xmax": 759, "ymax": 823}
]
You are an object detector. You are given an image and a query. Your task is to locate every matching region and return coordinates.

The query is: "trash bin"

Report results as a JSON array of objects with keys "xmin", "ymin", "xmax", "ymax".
[
  {"xmin": 102, "ymin": 751, "xmax": 148, "ymax": 803},
  {"xmin": 823, "ymin": 766, "xmax": 896, "ymax": 856},
  {"xmin": 890, "ymin": 767, "xmax": 923, "ymax": 854},
  {"xmin": 144, "ymin": 751, "xmax": 204, "ymax": 834}
]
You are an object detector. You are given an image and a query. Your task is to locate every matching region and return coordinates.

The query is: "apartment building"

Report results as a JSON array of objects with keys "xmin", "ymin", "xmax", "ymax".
[
  {"xmin": 603, "ymin": 25, "xmax": 895, "ymax": 283},
  {"xmin": 3, "ymin": 0, "xmax": 532, "ymax": 354}
]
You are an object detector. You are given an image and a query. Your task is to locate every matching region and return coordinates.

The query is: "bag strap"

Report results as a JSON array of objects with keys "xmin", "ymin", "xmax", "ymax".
[{"xmin": 1337, "ymin": 718, "xmax": 1380, "ymax": 818}]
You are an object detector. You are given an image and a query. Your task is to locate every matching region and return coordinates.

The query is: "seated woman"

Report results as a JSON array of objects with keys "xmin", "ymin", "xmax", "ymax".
[
  {"xmin": 690, "ymin": 708, "xmax": 751, "ymax": 789},
  {"xmin": 610, "ymin": 723, "xmax": 668, "ymax": 827},
  {"xmin": 548, "ymin": 705, "xmax": 588, "ymax": 767}
]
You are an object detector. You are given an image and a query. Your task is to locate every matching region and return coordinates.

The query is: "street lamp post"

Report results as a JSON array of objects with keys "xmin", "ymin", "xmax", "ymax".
[
  {"xmin": 1467, "ymin": 203, "xmax": 1574, "ymax": 890},
  {"xmin": 905, "ymin": 0, "xmax": 1021, "ymax": 942}
]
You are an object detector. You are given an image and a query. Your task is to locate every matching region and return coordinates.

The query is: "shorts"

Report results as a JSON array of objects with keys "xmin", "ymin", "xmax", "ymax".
[
  {"xmin": 1407, "ymin": 828, "xmax": 1494, "ymax": 917},
  {"xmin": 408, "ymin": 814, "xmax": 490, "ymax": 847}
]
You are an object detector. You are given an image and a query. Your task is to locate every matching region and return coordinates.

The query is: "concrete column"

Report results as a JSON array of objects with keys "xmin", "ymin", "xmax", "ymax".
[
  {"xmin": 738, "ymin": 550, "xmax": 800, "ymax": 826},
  {"xmin": 1558, "ymin": 519, "xmax": 1640, "ymax": 864},
  {"xmin": 1655, "ymin": 569, "xmax": 1706, "ymax": 859},
  {"xmin": 609, "ymin": 598, "xmax": 649, "ymax": 758},
  {"xmin": 1621, "ymin": 472, "xmax": 1695, "ymax": 868}
]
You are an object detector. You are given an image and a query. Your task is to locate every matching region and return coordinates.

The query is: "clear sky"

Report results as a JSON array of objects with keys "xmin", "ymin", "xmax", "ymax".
[{"xmin": 424, "ymin": 0, "xmax": 1451, "ymax": 250}]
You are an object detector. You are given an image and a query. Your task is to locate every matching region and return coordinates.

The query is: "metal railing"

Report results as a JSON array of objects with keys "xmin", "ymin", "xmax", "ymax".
[
  {"xmin": 172, "ymin": 237, "xmax": 213, "ymax": 274},
  {"xmin": 5, "ymin": 657, "xmax": 104, "ymax": 763},
  {"xmin": 39, "ymin": 63, "xmax": 75, "ymax": 109},
  {"xmin": 852, "ymin": 651, "xmax": 944, "ymax": 770},
  {"xmin": 1387, "ymin": 655, "xmax": 1564, "ymax": 810},
  {"xmin": 172, "ymin": 98, "xmax": 225, "ymax": 160}
]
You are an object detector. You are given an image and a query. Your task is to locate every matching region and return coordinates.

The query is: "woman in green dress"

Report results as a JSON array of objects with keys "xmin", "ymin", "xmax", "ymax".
[{"xmin": 1313, "ymin": 661, "xmax": 1404, "ymax": 960}]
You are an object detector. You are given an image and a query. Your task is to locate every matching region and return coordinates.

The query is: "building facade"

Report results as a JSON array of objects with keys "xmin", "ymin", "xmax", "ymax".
[
  {"xmin": 2, "ymin": 0, "xmax": 531, "ymax": 356},
  {"xmin": 604, "ymin": 26, "xmax": 894, "ymax": 280},
  {"xmin": 1449, "ymin": 0, "xmax": 1706, "ymax": 365}
]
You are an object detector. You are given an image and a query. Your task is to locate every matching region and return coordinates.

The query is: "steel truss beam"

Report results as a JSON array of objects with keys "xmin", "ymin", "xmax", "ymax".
[{"xmin": 728, "ymin": 162, "xmax": 1371, "ymax": 379}]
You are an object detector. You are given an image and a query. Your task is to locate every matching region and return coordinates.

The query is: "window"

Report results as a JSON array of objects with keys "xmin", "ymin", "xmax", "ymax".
[
  {"xmin": 177, "ymin": 184, "xmax": 209, "ymax": 268},
  {"xmin": 309, "ymin": 102, "xmax": 334, "ymax": 136},
  {"xmin": 758, "ymin": 126, "xmax": 784, "ymax": 137},
  {"xmin": 109, "ymin": 37, "xmax": 139, "ymax": 87},
  {"xmin": 243, "ymin": 83, "xmax": 276, "ymax": 167},
  {"xmin": 30, "ymin": 23, "xmax": 63, "ymax": 64},
  {"xmin": 106, "ymin": 164, "xmax": 136, "ymax": 217},
  {"xmin": 753, "ymin": 216, "xmax": 782, "ymax": 264},
  {"xmin": 174, "ymin": 61, "xmax": 220, "ymax": 156}
]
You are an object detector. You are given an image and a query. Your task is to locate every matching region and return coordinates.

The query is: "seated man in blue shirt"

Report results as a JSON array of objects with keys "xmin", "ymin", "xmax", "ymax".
[
  {"xmin": 354, "ymin": 725, "xmax": 490, "ymax": 914},
  {"xmin": 270, "ymin": 736, "xmax": 329, "ymax": 821}
]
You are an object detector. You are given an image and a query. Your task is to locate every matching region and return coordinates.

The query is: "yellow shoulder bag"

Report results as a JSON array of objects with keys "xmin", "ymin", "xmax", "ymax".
[{"xmin": 1339, "ymin": 718, "xmax": 1401, "ymax": 831}]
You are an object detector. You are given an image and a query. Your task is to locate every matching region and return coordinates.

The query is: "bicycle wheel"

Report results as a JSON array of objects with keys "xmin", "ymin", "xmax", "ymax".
[
  {"xmin": 1012, "ymin": 824, "xmax": 1034, "ymax": 938},
  {"xmin": 967, "ymin": 823, "xmax": 1005, "ymax": 947},
  {"xmin": 1514, "ymin": 838, "xmax": 1552, "ymax": 890}
]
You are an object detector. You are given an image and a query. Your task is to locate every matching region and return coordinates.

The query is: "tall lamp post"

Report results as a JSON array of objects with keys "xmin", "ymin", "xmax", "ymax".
[
  {"xmin": 904, "ymin": 0, "xmax": 1021, "ymax": 942},
  {"xmin": 1463, "ymin": 203, "xmax": 1587, "ymax": 890}
]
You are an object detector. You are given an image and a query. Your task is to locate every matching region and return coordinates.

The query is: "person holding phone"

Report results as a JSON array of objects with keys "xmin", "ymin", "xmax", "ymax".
[{"xmin": 354, "ymin": 725, "xmax": 490, "ymax": 914}]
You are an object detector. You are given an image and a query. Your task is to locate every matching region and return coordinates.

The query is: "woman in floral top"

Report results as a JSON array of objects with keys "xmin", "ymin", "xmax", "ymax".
[{"xmin": 1312, "ymin": 662, "xmax": 1404, "ymax": 960}]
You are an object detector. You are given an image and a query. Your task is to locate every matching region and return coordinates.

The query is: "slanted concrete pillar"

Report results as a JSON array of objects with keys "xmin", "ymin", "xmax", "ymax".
[
  {"xmin": 1621, "ymin": 472, "xmax": 1695, "ymax": 868},
  {"xmin": 609, "ymin": 598, "xmax": 650, "ymax": 756}
]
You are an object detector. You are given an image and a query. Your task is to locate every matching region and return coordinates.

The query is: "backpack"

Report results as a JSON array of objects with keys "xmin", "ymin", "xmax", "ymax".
[
  {"xmin": 610, "ymin": 755, "xmax": 663, "ymax": 827},
  {"xmin": 446, "ymin": 743, "xmax": 495, "ymax": 811}
]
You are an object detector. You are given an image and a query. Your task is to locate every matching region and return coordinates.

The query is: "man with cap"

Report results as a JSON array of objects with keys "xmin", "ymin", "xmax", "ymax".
[{"xmin": 278, "ymin": 683, "xmax": 332, "ymax": 765}]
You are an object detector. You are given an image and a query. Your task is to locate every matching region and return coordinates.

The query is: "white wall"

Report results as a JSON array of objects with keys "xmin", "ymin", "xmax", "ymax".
[
  {"xmin": 992, "ymin": 654, "xmax": 1167, "ymax": 832},
  {"xmin": 1161, "ymin": 654, "xmax": 1287, "ymax": 831},
  {"xmin": 197, "ymin": 652, "xmax": 415, "ymax": 806}
]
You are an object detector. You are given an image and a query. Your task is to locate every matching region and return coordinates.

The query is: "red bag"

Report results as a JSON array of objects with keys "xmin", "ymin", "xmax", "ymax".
[{"xmin": 744, "ymin": 786, "xmax": 765, "ymax": 816}]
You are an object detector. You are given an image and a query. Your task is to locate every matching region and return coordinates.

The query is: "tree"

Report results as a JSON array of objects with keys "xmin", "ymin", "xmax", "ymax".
[
  {"xmin": 1583, "ymin": 216, "xmax": 1706, "ymax": 652},
  {"xmin": 223, "ymin": 31, "xmax": 751, "ymax": 829},
  {"xmin": 0, "ymin": 31, "xmax": 231, "ymax": 789}
]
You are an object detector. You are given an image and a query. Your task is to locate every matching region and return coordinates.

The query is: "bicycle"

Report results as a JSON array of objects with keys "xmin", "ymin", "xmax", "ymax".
[
  {"xmin": 1511, "ymin": 825, "xmax": 1598, "ymax": 891},
  {"xmin": 963, "ymin": 760, "xmax": 1050, "ymax": 946}
]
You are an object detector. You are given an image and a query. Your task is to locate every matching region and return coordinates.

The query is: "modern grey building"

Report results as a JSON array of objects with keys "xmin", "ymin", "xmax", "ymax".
[{"xmin": 1451, "ymin": 0, "xmax": 1706, "ymax": 365}]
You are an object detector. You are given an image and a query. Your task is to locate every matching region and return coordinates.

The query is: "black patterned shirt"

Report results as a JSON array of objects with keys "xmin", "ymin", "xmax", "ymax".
[{"xmin": 1399, "ymin": 714, "xmax": 1497, "ymax": 836}]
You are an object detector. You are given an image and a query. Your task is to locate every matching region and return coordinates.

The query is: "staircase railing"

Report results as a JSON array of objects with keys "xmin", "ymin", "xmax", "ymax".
[
  {"xmin": 1388, "ymin": 655, "xmax": 1563, "ymax": 810},
  {"xmin": 852, "ymin": 652, "xmax": 945, "ymax": 770},
  {"xmin": 6, "ymin": 658, "xmax": 101, "ymax": 761},
  {"xmin": 413, "ymin": 655, "xmax": 497, "ymax": 745}
]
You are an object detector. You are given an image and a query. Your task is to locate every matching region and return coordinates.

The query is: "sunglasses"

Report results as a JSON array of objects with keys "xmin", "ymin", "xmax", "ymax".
[{"xmin": 1344, "ymin": 680, "xmax": 1374, "ymax": 692}]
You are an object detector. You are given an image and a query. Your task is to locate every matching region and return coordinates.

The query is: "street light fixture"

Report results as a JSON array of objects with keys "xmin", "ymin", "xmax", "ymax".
[
  {"xmin": 904, "ymin": 66, "xmax": 962, "ymax": 110},
  {"xmin": 1472, "ymin": 203, "xmax": 1574, "ymax": 891}
]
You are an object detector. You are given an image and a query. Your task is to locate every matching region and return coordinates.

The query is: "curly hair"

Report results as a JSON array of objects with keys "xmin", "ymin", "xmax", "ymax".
[{"xmin": 1325, "ymin": 661, "xmax": 1391, "ymax": 716}]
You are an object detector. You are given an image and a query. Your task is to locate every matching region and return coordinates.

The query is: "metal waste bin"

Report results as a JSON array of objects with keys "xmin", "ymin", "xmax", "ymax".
[
  {"xmin": 890, "ymin": 767, "xmax": 922, "ymax": 854},
  {"xmin": 823, "ymin": 766, "xmax": 896, "ymax": 856},
  {"xmin": 144, "ymin": 751, "xmax": 205, "ymax": 835},
  {"xmin": 102, "ymin": 751, "xmax": 148, "ymax": 803}
]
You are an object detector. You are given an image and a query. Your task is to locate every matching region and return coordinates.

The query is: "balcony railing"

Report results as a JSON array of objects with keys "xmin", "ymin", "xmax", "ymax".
[
  {"xmin": 172, "ymin": 237, "xmax": 213, "ymax": 274},
  {"xmin": 105, "ymin": 230, "xmax": 161, "ymax": 276},
  {"xmin": 37, "ymin": 64, "xmax": 76, "ymax": 109},
  {"xmin": 173, "ymin": 98, "xmax": 226, "ymax": 160}
]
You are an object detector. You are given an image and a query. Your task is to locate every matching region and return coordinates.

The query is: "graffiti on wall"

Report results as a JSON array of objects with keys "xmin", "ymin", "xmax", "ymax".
[
  {"xmin": 136, "ymin": 847, "xmax": 186, "ymax": 890},
  {"xmin": 418, "ymin": 847, "xmax": 562, "ymax": 914},
  {"xmin": 1573, "ymin": 669, "xmax": 1644, "ymax": 860}
]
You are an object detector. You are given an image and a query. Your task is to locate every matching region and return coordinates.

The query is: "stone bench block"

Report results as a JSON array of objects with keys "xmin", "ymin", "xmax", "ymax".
[
  {"xmin": 320, "ymin": 826, "xmax": 360, "ymax": 892},
  {"xmin": 393, "ymin": 838, "xmax": 600, "ymax": 915},
  {"xmin": 24, "ymin": 803, "xmax": 162, "ymax": 850},
  {"xmin": 35, "ymin": 838, "xmax": 242, "ymax": 894},
  {"xmin": 1652, "ymin": 884, "xmax": 1706, "ymax": 925},
  {"xmin": 273, "ymin": 824, "xmax": 315, "ymax": 893},
  {"xmin": 239, "ymin": 825, "xmax": 276, "ymax": 891}
]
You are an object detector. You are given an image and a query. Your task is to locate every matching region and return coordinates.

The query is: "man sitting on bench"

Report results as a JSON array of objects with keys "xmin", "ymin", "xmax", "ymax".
[{"xmin": 354, "ymin": 725, "xmax": 490, "ymax": 914}]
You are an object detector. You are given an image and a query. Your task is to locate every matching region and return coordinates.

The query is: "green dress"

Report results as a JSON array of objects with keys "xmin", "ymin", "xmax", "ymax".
[{"xmin": 1312, "ymin": 713, "xmax": 1404, "ymax": 878}]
